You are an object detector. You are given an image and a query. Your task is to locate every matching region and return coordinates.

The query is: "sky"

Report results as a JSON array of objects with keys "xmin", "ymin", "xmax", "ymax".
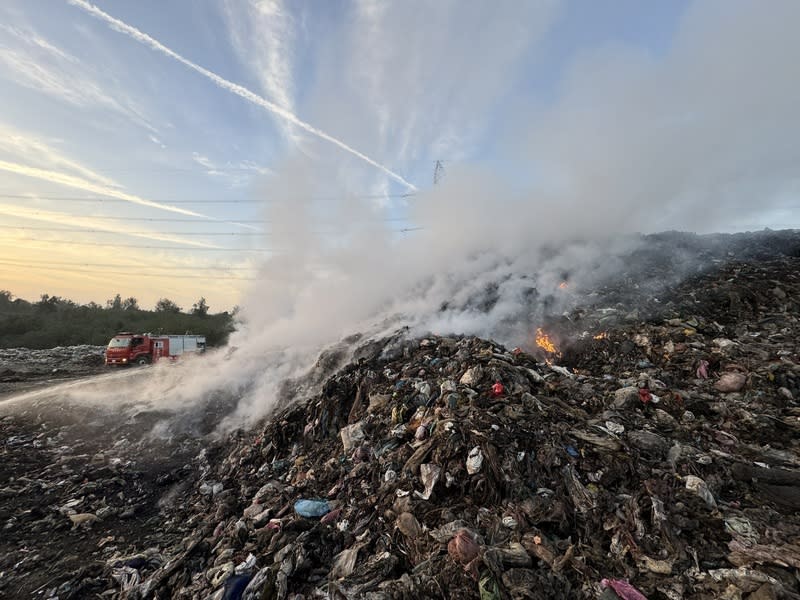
[{"xmin": 0, "ymin": 0, "xmax": 798, "ymax": 312}]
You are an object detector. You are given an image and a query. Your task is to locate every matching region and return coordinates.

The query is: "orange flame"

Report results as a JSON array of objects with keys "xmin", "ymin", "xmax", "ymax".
[
  {"xmin": 558, "ymin": 281, "xmax": 569, "ymax": 289},
  {"xmin": 535, "ymin": 328, "xmax": 560, "ymax": 356}
]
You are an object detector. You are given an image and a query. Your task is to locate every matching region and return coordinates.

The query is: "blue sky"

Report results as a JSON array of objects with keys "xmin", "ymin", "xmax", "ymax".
[{"xmin": 0, "ymin": 0, "xmax": 797, "ymax": 311}]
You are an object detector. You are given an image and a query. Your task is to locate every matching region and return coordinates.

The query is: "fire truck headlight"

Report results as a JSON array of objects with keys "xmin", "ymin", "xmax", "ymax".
[{"xmin": 122, "ymin": 358, "xmax": 127, "ymax": 363}]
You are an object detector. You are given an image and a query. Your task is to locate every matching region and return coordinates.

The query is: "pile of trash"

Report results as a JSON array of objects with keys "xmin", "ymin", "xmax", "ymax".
[
  {"xmin": 2, "ymin": 238, "xmax": 800, "ymax": 599},
  {"xmin": 0, "ymin": 345, "xmax": 105, "ymax": 393}
]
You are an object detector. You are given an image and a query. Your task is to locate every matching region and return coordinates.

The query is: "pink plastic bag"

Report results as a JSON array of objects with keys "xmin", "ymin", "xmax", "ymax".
[
  {"xmin": 696, "ymin": 360, "xmax": 709, "ymax": 379},
  {"xmin": 601, "ymin": 579, "xmax": 649, "ymax": 600}
]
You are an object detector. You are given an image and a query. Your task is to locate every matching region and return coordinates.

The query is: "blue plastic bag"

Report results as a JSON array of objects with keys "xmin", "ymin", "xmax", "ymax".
[{"xmin": 294, "ymin": 499, "xmax": 331, "ymax": 518}]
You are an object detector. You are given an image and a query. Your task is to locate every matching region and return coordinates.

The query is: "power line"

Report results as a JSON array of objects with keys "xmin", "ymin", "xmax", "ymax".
[
  {"xmin": 0, "ymin": 192, "xmax": 417, "ymax": 203},
  {"xmin": 0, "ymin": 226, "xmax": 270, "ymax": 235},
  {"xmin": 13, "ymin": 239, "xmax": 274, "ymax": 251},
  {"xmin": 0, "ymin": 194, "xmax": 257, "ymax": 203},
  {"xmin": 0, "ymin": 257, "xmax": 256, "ymax": 271},
  {"xmin": 10, "ymin": 235, "xmax": 429, "ymax": 251},
  {"xmin": 0, "ymin": 223, "xmax": 417, "ymax": 233},
  {"xmin": 77, "ymin": 216, "xmax": 265, "ymax": 223},
  {"xmin": 64, "ymin": 167, "xmax": 267, "ymax": 173},
  {"xmin": 4, "ymin": 227, "xmax": 425, "ymax": 244},
  {"xmin": 2, "ymin": 228, "xmax": 424, "ymax": 245},
  {"xmin": 2, "ymin": 213, "xmax": 414, "ymax": 224},
  {"xmin": 0, "ymin": 261, "xmax": 256, "ymax": 280}
]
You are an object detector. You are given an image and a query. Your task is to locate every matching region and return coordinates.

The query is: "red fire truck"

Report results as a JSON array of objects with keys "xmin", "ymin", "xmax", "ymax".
[{"xmin": 104, "ymin": 332, "xmax": 206, "ymax": 366}]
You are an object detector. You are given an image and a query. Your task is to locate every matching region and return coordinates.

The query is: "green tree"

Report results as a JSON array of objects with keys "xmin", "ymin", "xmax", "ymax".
[
  {"xmin": 155, "ymin": 298, "xmax": 181, "ymax": 313},
  {"xmin": 122, "ymin": 297, "xmax": 139, "ymax": 311},
  {"xmin": 106, "ymin": 294, "xmax": 122, "ymax": 310},
  {"xmin": 37, "ymin": 294, "xmax": 58, "ymax": 312},
  {"xmin": 0, "ymin": 289, "xmax": 233, "ymax": 349},
  {"xmin": 191, "ymin": 297, "xmax": 209, "ymax": 317}
]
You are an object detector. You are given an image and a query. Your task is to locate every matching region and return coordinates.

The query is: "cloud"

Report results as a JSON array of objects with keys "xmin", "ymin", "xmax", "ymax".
[
  {"xmin": 191, "ymin": 151, "xmax": 272, "ymax": 186},
  {"xmin": 0, "ymin": 125, "xmax": 232, "ymax": 226},
  {"xmin": 238, "ymin": 160, "xmax": 271, "ymax": 176},
  {"xmin": 0, "ymin": 24, "xmax": 78, "ymax": 64},
  {"xmin": 191, "ymin": 152, "xmax": 217, "ymax": 173},
  {"xmin": 0, "ymin": 159, "xmax": 216, "ymax": 219},
  {"xmin": 222, "ymin": 0, "xmax": 302, "ymax": 147},
  {"xmin": 0, "ymin": 23, "xmax": 160, "ymax": 134},
  {"xmin": 341, "ymin": 0, "xmax": 559, "ymax": 162},
  {"xmin": 68, "ymin": 0, "xmax": 417, "ymax": 190},
  {"xmin": 0, "ymin": 202, "xmax": 218, "ymax": 248},
  {"xmin": 0, "ymin": 124, "xmax": 120, "ymax": 188},
  {"xmin": 266, "ymin": 0, "xmax": 559, "ymax": 200}
]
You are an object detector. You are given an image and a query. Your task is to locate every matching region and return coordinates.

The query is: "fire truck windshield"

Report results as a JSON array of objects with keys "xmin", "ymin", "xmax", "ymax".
[{"xmin": 107, "ymin": 337, "xmax": 131, "ymax": 348}]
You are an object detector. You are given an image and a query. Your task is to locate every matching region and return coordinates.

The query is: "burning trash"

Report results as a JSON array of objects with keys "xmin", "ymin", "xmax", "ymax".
[{"xmin": 535, "ymin": 327, "xmax": 561, "ymax": 358}]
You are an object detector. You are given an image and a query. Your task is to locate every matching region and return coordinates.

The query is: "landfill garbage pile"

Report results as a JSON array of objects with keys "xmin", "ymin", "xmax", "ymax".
[
  {"xmin": 0, "ymin": 345, "xmax": 106, "ymax": 394},
  {"xmin": 1, "ymin": 232, "xmax": 799, "ymax": 599}
]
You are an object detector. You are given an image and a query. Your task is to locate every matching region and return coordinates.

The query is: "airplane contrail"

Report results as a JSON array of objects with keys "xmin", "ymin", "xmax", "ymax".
[{"xmin": 67, "ymin": 0, "xmax": 418, "ymax": 192}]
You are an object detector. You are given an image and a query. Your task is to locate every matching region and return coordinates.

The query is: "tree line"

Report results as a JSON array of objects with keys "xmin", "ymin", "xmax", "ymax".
[{"xmin": 0, "ymin": 291, "xmax": 236, "ymax": 349}]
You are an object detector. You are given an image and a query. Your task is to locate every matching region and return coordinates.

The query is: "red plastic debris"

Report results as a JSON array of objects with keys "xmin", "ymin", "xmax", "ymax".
[{"xmin": 637, "ymin": 388, "xmax": 652, "ymax": 404}]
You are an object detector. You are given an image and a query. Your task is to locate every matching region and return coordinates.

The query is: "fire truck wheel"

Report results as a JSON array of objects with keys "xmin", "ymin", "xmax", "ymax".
[{"xmin": 136, "ymin": 356, "xmax": 150, "ymax": 366}]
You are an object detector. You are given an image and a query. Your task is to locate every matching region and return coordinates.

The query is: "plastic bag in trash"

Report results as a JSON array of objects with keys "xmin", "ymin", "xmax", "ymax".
[
  {"xmin": 467, "ymin": 447, "xmax": 484, "ymax": 475},
  {"xmin": 448, "ymin": 528, "xmax": 480, "ymax": 565},
  {"xmin": 601, "ymin": 578, "xmax": 649, "ymax": 600},
  {"xmin": 294, "ymin": 499, "xmax": 331, "ymax": 518}
]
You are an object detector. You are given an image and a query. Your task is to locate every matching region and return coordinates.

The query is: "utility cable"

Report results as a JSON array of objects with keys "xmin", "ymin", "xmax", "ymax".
[
  {"xmin": 0, "ymin": 257, "xmax": 256, "ymax": 271},
  {"xmin": 9, "ymin": 229, "xmax": 423, "ymax": 248},
  {"xmin": 0, "ymin": 261, "xmax": 255, "ymax": 280},
  {"xmin": 0, "ymin": 224, "xmax": 418, "ymax": 234},
  {"xmin": 0, "ymin": 192, "xmax": 416, "ymax": 203},
  {"xmin": 0, "ymin": 214, "xmax": 414, "ymax": 224}
]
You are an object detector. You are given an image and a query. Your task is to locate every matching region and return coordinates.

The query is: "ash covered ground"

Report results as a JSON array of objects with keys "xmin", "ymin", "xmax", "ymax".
[{"xmin": 1, "ymin": 230, "xmax": 799, "ymax": 599}]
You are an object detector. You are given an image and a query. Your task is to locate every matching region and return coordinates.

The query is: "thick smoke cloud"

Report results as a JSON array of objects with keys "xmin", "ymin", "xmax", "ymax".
[{"xmin": 516, "ymin": 0, "xmax": 800, "ymax": 235}]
